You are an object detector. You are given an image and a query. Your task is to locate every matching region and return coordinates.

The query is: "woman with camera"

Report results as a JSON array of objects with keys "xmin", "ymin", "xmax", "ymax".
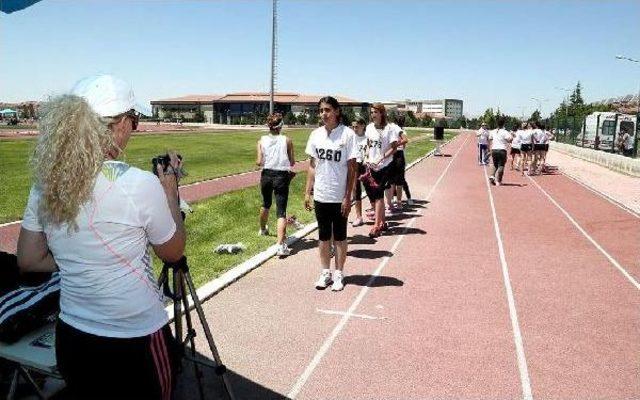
[
  {"xmin": 256, "ymin": 112, "xmax": 295, "ymax": 256},
  {"xmin": 17, "ymin": 74, "xmax": 185, "ymax": 400}
]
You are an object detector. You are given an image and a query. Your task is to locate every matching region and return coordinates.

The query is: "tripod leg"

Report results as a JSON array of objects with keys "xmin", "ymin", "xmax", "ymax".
[
  {"xmin": 173, "ymin": 270, "xmax": 184, "ymax": 347},
  {"xmin": 179, "ymin": 277, "xmax": 206, "ymax": 400},
  {"xmin": 182, "ymin": 270, "xmax": 236, "ymax": 400}
]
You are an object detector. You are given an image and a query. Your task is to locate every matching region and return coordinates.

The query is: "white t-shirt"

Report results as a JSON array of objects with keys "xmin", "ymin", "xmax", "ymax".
[
  {"xmin": 477, "ymin": 128, "xmax": 490, "ymax": 145},
  {"xmin": 489, "ymin": 129, "xmax": 512, "ymax": 150},
  {"xmin": 260, "ymin": 134, "xmax": 291, "ymax": 171},
  {"xmin": 511, "ymin": 133, "xmax": 522, "ymax": 149},
  {"xmin": 532, "ymin": 129, "xmax": 546, "ymax": 144},
  {"xmin": 354, "ymin": 133, "xmax": 368, "ymax": 163},
  {"xmin": 305, "ymin": 124, "xmax": 358, "ymax": 203},
  {"xmin": 365, "ymin": 122, "xmax": 400, "ymax": 171},
  {"xmin": 517, "ymin": 129, "xmax": 534, "ymax": 145},
  {"xmin": 22, "ymin": 161, "xmax": 175, "ymax": 338}
]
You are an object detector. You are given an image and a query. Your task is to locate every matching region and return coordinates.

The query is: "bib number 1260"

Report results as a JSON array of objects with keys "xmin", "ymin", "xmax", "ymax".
[{"xmin": 316, "ymin": 148, "xmax": 342, "ymax": 162}]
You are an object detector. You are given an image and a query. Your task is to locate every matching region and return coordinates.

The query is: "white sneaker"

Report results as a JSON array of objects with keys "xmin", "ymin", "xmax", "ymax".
[
  {"xmin": 258, "ymin": 226, "xmax": 269, "ymax": 236},
  {"xmin": 489, "ymin": 176, "xmax": 496, "ymax": 185},
  {"xmin": 315, "ymin": 269, "xmax": 332, "ymax": 290},
  {"xmin": 276, "ymin": 243, "xmax": 290, "ymax": 257},
  {"xmin": 406, "ymin": 198, "xmax": 414, "ymax": 206},
  {"xmin": 352, "ymin": 217, "xmax": 364, "ymax": 227},
  {"xmin": 331, "ymin": 271, "xmax": 344, "ymax": 291}
]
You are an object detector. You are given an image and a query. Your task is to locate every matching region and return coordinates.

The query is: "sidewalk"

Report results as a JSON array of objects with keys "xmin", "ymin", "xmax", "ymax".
[{"xmin": 547, "ymin": 149, "xmax": 640, "ymax": 215}]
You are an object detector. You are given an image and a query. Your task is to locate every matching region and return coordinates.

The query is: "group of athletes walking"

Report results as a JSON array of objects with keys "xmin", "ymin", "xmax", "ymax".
[
  {"xmin": 476, "ymin": 118, "xmax": 555, "ymax": 186},
  {"xmin": 256, "ymin": 97, "xmax": 413, "ymax": 292}
]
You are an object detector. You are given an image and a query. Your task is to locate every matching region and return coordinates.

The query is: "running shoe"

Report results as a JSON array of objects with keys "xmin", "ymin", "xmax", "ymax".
[
  {"xmin": 315, "ymin": 269, "xmax": 332, "ymax": 290},
  {"xmin": 352, "ymin": 217, "xmax": 364, "ymax": 227},
  {"xmin": 380, "ymin": 222, "xmax": 389, "ymax": 231},
  {"xmin": 331, "ymin": 271, "xmax": 344, "ymax": 291},
  {"xmin": 406, "ymin": 199, "xmax": 414, "ymax": 206},
  {"xmin": 258, "ymin": 226, "xmax": 269, "ymax": 236},
  {"xmin": 489, "ymin": 176, "xmax": 496, "ymax": 185},
  {"xmin": 276, "ymin": 243, "xmax": 291, "ymax": 257},
  {"xmin": 368, "ymin": 227, "xmax": 381, "ymax": 238}
]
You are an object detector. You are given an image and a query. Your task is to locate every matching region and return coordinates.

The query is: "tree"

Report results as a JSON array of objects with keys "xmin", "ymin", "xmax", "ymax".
[
  {"xmin": 193, "ymin": 109, "xmax": 205, "ymax": 123},
  {"xmin": 341, "ymin": 107, "xmax": 356, "ymax": 126},
  {"xmin": 308, "ymin": 112, "xmax": 319, "ymax": 126},
  {"xmin": 296, "ymin": 113, "xmax": 308, "ymax": 125},
  {"xmin": 405, "ymin": 111, "xmax": 417, "ymax": 127},
  {"xmin": 530, "ymin": 110, "xmax": 541, "ymax": 123},
  {"xmin": 482, "ymin": 108, "xmax": 497, "ymax": 129},
  {"xmin": 283, "ymin": 111, "xmax": 296, "ymax": 125}
]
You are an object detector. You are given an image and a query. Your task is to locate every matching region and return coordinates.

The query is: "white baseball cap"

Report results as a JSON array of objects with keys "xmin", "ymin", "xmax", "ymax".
[{"xmin": 71, "ymin": 74, "xmax": 152, "ymax": 117}]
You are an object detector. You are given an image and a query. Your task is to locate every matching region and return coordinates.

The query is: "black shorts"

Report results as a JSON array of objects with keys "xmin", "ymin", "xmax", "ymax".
[
  {"xmin": 363, "ymin": 165, "xmax": 390, "ymax": 201},
  {"xmin": 261, "ymin": 169, "xmax": 291, "ymax": 218},
  {"xmin": 388, "ymin": 150, "xmax": 406, "ymax": 186},
  {"xmin": 533, "ymin": 144, "xmax": 545, "ymax": 152},
  {"xmin": 56, "ymin": 319, "xmax": 179, "ymax": 400},
  {"xmin": 510, "ymin": 148, "xmax": 521, "ymax": 155},
  {"xmin": 520, "ymin": 144, "xmax": 532, "ymax": 152},
  {"xmin": 354, "ymin": 162, "xmax": 365, "ymax": 201},
  {"xmin": 543, "ymin": 144, "xmax": 549, "ymax": 152},
  {"xmin": 314, "ymin": 201, "xmax": 348, "ymax": 241}
]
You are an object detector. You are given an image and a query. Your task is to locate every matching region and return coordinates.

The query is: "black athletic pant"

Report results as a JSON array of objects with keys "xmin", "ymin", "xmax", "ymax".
[
  {"xmin": 56, "ymin": 319, "xmax": 179, "ymax": 400},
  {"xmin": 490, "ymin": 149, "xmax": 507, "ymax": 183},
  {"xmin": 314, "ymin": 201, "xmax": 348, "ymax": 241},
  {"xmin": 260, "ymin": 169, "xmax": 291, "ymax": 218}
]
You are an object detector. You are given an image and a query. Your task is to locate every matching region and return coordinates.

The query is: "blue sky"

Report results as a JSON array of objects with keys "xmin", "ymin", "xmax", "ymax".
[{"xmin": 1, "ymin": 0, "xmax": 639, "ymax": 117}]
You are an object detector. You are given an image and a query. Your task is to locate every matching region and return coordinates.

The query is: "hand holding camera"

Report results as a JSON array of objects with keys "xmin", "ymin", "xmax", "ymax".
[{"xmin": 152, "ymin": 151, "xmax": 186, "ymax": 189}]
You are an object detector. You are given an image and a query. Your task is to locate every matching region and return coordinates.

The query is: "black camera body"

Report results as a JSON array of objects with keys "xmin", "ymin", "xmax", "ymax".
[{"xmin": 152, "ymin": 154, "xmax": 182, "ymax": 176}]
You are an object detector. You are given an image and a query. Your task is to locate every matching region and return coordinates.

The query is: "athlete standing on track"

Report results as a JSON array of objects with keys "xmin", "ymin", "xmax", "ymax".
[
  {"xmin": 510, "ymin": 126, "xmax": 521, "ymax": 170},
  {"xmin": 531, "ymin": 122, "xmax": 546, "ymax": 175},
  {"xmin": 257, "ymin": 112, "xmax": 295, "ymax": 256},
  {"xmin": 305, "ymin": 96, "xmax": 358, "ymax": 291},
  {"xmin": 476, "ymin": 122, "xmax": 490, "ymax": 165},
  {"xmin": 390, "ymin": 114, "xmax": 413, "ymax": 207},
  {"xmin": 351, "ymin": 116, "xmax": 368, "ymax": 228},
  {"xmin": 364, "ymin": 104, "xmax": 400, "ymax": 238},
  {"xmin": 488, "ymin": 117, "xmax": 512, "ymax": 186}
]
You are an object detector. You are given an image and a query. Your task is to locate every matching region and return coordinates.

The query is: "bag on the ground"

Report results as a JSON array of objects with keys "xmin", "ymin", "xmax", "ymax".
[{"xmin": 0, "ymin": 252, "xmax": 60, "ymax": 343}]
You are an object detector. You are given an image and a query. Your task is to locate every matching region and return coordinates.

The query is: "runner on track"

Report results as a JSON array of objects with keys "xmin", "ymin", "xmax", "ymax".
[
  {"xmin": 476, "ymin": 122, "xmax": 490, "ymax": 165},
  {"xmin": 488, "ymin": 117, "xmax": 512, "ymax": 186},
  {"xmin": 516, "ymin": 122, "xmax": 534, "ymax": 177},
  {"xmin": 351, "ymin": 116, "xmax": 368, "ymax": 228},
  {"xmin": 304, "ymin": 96, "xmax": 358, "ymax": 291},
  {"xmin": 364, "ymin": 103, "xmax": 400, "ymax": 238}
]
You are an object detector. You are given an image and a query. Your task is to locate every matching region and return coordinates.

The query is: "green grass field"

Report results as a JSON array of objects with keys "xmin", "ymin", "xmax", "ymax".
[{"xmin": 0, "ymin": 127, "xmax": 445, "ymax": 223}]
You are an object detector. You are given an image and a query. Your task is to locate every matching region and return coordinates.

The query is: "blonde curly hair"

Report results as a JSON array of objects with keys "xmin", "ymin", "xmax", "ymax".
[{"xmin": 33, "ymin": 94, "xmax": 119, "ymax": 231}]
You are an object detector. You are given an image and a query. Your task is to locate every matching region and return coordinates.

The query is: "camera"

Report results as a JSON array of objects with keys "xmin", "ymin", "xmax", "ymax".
[{"xmin": 151, "ymin": 153, "xmax": 182, "ymax": 176}]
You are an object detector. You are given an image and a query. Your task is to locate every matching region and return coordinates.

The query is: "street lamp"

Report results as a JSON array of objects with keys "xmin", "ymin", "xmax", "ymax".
[
  {"xmin": 615, "ymin": 54, "xmax": 640, "ymax": 156},
  {"xmin": 530, "ymin": 97, "xmax": 548, "ymax": 117}
]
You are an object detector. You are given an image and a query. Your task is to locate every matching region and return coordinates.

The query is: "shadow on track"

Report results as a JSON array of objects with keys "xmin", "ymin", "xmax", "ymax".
[
  {"xmin": 344, "ymin": 274, "xmax": 404, "ymax": 288},
  {"xmin": 347, "ymin": 249, "xmax": 394, "ymax": 259}
]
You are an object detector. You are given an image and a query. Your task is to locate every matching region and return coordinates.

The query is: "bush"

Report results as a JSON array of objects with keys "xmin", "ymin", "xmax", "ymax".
[
  {"xmin": 193, "ymin": 109, "xmax": 205, "ymax": 123},
  {"xmin": 296, "ymin": 113, "xmax": 308, "ymax": 125},
  {"xmin": 283, "ymin": 112, "xmax": 296, "ymax": 125},
  {"xmin": 308, "ymin": 112, "xmax": 319, "ymax": 126}
]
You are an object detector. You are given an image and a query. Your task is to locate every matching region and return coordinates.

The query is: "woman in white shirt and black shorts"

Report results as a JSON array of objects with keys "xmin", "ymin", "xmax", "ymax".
[
  {"xmin": 257, "ymin": 112, "xmax": 295, "ymax": 256},
  {"xmin": 488, "ymin": 117, "xmax": 512, "ymax": 186},
  {"xmin": 363, "ymin": 103, "xmax": 399, "ymax": 238},
  {"xmin": 517, "ymin": 122, "xmax": 534, "ymax": 177},
  {"xmin": 305, "ymin": 96, "xmax": 358, "ymax": 292}
]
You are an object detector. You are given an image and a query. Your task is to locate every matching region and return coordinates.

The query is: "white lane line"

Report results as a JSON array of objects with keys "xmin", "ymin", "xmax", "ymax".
[
  {"xmin": 0, "ymin": 220, "xmax": 21, "ymax": 228},
  {"xmin": 483, "ymin": 168, "xmax": 533, "ymax": 400},
  {"xmin": 287, "ymin": 134, "xmax": 470, "ymax": 399},
  {"xmin": 559, "ymin": 170, "xmax": 640, "ymax": 219},
  {"xmin": 528, "ymin": 175, "xmax": 640, "ymax": 291},
  {"xmin": 316, "ymin": 308, "xmax": 386, "ymax": 321}
]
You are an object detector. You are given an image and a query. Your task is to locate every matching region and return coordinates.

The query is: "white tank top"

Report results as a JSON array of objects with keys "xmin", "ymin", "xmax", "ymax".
[{"xmin": 260, "ymin": 134, "xmax": 291, "ymax": 171}]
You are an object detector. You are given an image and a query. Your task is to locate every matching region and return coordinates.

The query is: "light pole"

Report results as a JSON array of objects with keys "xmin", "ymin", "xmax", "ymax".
[{"xmin": 615, "ymin": 54, "xmax": 640, "ymax": 156}]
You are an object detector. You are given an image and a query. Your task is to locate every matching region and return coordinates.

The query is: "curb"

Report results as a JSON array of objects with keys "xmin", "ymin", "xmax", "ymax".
[{"xmin": 166, "ymin": 135, "xmax": 457, "ymax": 320}]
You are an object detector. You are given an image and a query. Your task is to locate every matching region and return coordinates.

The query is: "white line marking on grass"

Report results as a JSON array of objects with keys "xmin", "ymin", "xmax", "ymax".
[
  {"xmin": 287, "ymin": 134, "xmax": 470, "ymax": 399},
  {"xmin": 316, "ymin": 308, "xmax": 386, "ymax": 320},
  {"xmin": 483, "ymin": 167, "xmax": 533, "ymax": 400},
  {"xmin": 528, "ymin": 175, "xmax": 640, "ymax": 291}
]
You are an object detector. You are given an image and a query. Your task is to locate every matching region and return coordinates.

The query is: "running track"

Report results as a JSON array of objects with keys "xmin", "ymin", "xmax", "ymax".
[{"xmin": 178, "ymin": 133, "xmax": 639, "ymax": 400}]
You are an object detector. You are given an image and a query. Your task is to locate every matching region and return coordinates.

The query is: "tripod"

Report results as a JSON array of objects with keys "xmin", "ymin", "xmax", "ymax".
[{"xmin": 157, "ymin": 256, "xmax": 236, "ymax": 400}]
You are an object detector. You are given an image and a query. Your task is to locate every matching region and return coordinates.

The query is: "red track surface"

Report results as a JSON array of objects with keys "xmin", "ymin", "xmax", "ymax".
[{"xmin": 174, "ymin": 133, "xmax": 638, "ymax": 400}]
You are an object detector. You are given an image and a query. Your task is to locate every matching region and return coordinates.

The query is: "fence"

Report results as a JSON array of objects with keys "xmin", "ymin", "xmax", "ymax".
[{"xmin": 546, "ymin": 112, "xmax": 640, "ymax": 158}]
